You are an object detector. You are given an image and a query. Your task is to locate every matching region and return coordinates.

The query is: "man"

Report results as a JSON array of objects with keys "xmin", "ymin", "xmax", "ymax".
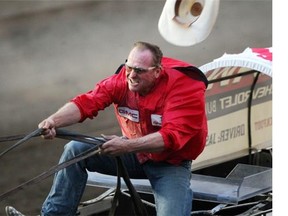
[{"xmin": 6, "ymin": 41, "xmax": 208, "ymax": 216}]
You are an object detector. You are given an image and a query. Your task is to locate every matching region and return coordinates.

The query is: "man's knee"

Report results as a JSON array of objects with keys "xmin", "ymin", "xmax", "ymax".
[{"xmin": 63, "ymin": 141, "xmax": 89, "ymax": 157}]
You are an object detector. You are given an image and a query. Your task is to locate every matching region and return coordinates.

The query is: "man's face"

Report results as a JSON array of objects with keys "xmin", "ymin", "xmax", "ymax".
[{"xmin": 125, "ymin": 48, "xmax": 160, "ymax": 96}]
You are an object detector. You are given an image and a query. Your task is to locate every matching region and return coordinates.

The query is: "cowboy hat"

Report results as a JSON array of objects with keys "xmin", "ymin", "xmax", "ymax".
[{"xmin": 158, "ymin": 0, "xmax": 220, "ymax": 46}]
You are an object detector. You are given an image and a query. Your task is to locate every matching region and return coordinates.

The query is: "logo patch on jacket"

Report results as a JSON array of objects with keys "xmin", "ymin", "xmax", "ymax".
[
  {"xmin": 151, "ymin": 114, "xmax": 162, "ymax": 127},
  {"xmin": 118, "ymin": 107, "xmax": 139, "ymax": 122}
]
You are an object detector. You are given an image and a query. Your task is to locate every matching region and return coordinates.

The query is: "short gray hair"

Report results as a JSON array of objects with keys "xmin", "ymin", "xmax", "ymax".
[{"xmin": 132, "ymin": 41, "xmax": 163, "ymax": 67}]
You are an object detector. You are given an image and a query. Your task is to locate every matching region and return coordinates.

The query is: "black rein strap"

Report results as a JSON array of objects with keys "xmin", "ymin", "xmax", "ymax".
[
  {"xmin": 0, "ymin": 128, "xmax": 44, "ymax": 159},
  {"xmin": 113, "ymin": 157, "xmax": 148, "ymax": 216},
  {"xmin": 0, "ymin": 129, "xmax": 148, "ymax": 216},
  {"xmin": 0, "ymin": 128, "xmax": 104, "ymax": 202}
]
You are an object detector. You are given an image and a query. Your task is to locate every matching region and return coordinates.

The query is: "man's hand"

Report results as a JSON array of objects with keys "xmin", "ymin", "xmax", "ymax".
[
  {"xmin": 38, "ymin": 118, "xmax": 57, "ymax": 139},
  {"xmin": 37, "ymin": 102, "xmax": 82, "ymax": 139},
  {"xmin": 100, "ymin": 135, "xmax": 129, "ymax": 156}
]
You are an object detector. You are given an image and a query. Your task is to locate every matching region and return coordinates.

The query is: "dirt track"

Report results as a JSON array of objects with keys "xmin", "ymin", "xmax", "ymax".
[{"xmin": 0, "ymin": 1, "xmax": 272, "ymax": 215}]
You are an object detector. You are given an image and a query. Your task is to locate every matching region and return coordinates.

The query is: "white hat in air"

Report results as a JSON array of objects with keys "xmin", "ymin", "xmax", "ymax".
[{"xmin": 158, "ymin": 0, "xmax": 220, "ymax": 46}]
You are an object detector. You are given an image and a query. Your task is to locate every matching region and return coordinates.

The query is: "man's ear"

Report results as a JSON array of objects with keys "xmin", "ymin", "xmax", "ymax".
[{"xmin": 154, "ymin": 67, "xmax": 162, "ymax": 78}]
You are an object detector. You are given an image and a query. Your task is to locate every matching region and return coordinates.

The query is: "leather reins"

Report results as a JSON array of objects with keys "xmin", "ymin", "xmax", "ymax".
[{"xmin": 0, "ymin": 129, "xmax": 148, "ymax": 216}]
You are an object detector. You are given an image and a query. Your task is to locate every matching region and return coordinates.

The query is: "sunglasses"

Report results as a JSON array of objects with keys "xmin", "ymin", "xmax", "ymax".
[{"xmin": 125, "ymin": 63, "xmax": 157, "ymax": 74}]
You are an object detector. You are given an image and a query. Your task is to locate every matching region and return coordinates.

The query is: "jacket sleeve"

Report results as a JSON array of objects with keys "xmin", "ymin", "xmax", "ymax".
[
  {"xmin": 71, "ymin": 73, "xmax": 126, "ymax": 122},
  {"xmin": 158, "ymin": 74, "xmax": 207, "ymax": 152}
]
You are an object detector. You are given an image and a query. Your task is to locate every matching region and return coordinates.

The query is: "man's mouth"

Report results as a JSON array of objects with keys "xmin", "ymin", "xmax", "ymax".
[{"xmin": 129, "ymin": 79, "xmax": 139, "ymax": 86}]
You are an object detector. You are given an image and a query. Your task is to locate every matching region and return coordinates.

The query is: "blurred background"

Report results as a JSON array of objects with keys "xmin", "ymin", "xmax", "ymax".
[{"xmin": 0, "ymin": 0, "xmax": 272, "ymax": 215}]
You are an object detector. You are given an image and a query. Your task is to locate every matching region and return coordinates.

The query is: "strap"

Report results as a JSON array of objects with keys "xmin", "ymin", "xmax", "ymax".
[
  {"xmin": 116, "ymin": 157, "xmax": 148, "ymax": 215},
  {"xmin": 108, "ymin": 159, "xmax": 122, "ymax": 216},
  {"xmin": 0, "ymin": 144, "xmax": 101, "ymax": 202},
  {"xmin": 0, "ymin": 128, "xmax": 44, "ymax": 159},
  {"xmin": 108, "ymin": 157, "xmax": 148, "ymax": 216},
  {"xmin": 0, "ymin": 129, "xmax": 105, "ymax": 202},
  {"xmin": 0, "ymin": 129, "xmax": 148, "ymax": 216}
]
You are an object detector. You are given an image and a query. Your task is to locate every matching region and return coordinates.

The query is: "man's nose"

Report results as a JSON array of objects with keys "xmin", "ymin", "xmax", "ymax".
[{"xmin": 129, "ymin": 69, "xmax": 138, "ymax": 78}]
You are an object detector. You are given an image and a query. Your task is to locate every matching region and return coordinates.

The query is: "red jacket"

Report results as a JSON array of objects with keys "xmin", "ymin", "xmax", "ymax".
[{"xmin": 71, "ymin": 57, "xmax": 208, "ymax": 165}]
